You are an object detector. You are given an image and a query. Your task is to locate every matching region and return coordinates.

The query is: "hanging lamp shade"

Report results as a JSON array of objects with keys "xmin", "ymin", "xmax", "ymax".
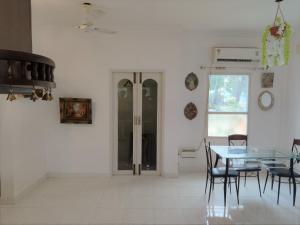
[{"xmin": 262, "ymin": 0, "xmax": 292, "ymax": 67}]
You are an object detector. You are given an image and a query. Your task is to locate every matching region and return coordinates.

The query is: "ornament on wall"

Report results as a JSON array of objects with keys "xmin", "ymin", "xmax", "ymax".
[
  {"xmin": 184, "ymin": 102, "xmax": 198, "ymax": 120},
  {"xmin": 59, "ymin": 98, "xmax": 92, "ymax": 124},
  {"xmin": 261, "ymin": 72, "xmax": 274, "ymax": 88},
  {"xmin": 258, "ymin": 91, "xmax": 274, "ymax": 111},
  {"xmin": 262, "ymin": 0, "xmax": 292, "ymax": 68},
  {"xmin": 185, "ymin": 72, "xmax": 198, "ymax": 91}
]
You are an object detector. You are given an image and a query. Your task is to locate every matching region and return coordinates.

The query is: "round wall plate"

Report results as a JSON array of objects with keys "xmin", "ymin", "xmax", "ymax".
[
  {"xmin": 185, "ymin": 72, "xmax": 198, "ymax": 91},
  {"xmin": 184, "ymin": 102, "xmax": 198, "ymax": 120}
]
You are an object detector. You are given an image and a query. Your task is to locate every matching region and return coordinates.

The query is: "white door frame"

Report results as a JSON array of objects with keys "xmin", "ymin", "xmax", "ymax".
[{"xmin": 112, "ymin": 71, "xmax": 163, "ymax": 175}]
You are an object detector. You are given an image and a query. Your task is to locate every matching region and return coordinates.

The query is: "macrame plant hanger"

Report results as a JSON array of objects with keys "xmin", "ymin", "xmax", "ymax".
[{"xmin": 262, "ymin": 0, "xmax": 292, "ymax": 68}]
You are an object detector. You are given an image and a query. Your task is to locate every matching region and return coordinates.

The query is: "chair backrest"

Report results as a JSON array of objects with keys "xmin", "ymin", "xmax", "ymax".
[
  {"xmin": 292, "ymin": 139, "xmax": 300, "ymax": 164},
  {"xmin": 292, "ymin": 139, "xmax": 300, "ymax": 152},
  {"xmin": 204, "ymin": 139, "xmax": 213, "ymax": 172},
  {"xmin": 228, "ymin": 134, "xmax": 248, "ymax": 146}
]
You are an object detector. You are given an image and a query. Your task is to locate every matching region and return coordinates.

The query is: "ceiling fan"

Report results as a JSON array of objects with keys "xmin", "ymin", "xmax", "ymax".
[{"xmin": 77, "ymin": 2, "xmax": 117, "ymax": 34}]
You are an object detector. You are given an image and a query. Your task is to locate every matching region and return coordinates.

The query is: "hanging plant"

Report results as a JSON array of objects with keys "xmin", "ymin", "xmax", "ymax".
[{"xmin": 262, "ymin": 0, "xmax": 292, "ymax": 68}]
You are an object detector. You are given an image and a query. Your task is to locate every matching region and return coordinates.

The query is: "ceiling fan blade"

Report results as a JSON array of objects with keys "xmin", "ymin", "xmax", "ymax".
[{"xmin": 76, "ymin": 2, "xmax": 115, "ymax": 34}]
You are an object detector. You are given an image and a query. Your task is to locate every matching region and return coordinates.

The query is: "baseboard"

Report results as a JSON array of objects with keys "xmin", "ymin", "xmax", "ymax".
[
  {"xmin": 0, "ymin": 196, "xmax": 15, "ymax": 205},
  {"xmin": 161, "ymin": 172, "xmax": 178, "ymax": 178},
  {"xmin": 179, "ymin": 171, "xmax": 206, "ymax": 175},
  {"xmin": 47, "ymin": 172, "xmax": 112, "ymax": 178},
  {"xmin": 15, "ymin": 175, "xmax": 47, "ymax": 203}
]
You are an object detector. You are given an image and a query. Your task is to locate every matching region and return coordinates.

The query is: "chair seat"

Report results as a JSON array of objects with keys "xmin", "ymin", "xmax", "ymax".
[
  {"xmin": 234, "ymin": 167, "xmax": 261, "ymax": 172},
  {"xmin": 209, "ymin": 167, "xmax": 239, "ymax": 177},
  {"xmin": 269, "ymin": 168, "xmax": 300, "ymax": 178},
  {"xmin": 233, "ymin": 163, "xmax": 261, "ymax": 172},
  {"xmin": 245, "ymin": 160, "xmax": 260, "ymax": 163},
  {"xmin": 264, "ymin": 163, "xmax": 287, "ymax": 169}
]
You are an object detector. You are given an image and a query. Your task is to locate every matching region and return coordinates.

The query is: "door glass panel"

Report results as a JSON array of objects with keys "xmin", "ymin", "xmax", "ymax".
[
  {"xmin": 142, "ymin": 79, "xmax": 157, "ymax": 170},
  {"xmin": 118, "ymin": 79, "xmax": 133, "ymax": 170}
]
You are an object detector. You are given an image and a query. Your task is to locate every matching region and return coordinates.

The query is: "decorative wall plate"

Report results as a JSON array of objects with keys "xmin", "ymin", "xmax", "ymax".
[
  {"xmin": 184, "ymin": 102, "xmax": 198, "ymax": 120},
  {"xmin": 258, "ymin": 91, "xmax": 274, "ymax": 111},
  {"xmin": 185, "ymin": 72, "xmax": 198, "ymax": 91}
]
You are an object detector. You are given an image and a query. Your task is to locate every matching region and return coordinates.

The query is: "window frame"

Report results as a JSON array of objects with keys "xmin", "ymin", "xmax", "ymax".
[{"xmin": 206, "ymin": 71, "xmax": 251, "ymax": 138}]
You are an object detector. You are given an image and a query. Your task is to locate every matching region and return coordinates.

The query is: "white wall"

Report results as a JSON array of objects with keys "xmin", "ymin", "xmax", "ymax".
[
  {"xmin": 177, "ymin": 35, "xmax": 288, "ymax": 172},
  {"xmin": 285, "ymin": 34, "xmax": 300, "ymax": 145},
  {"xmin": 0, "ymin": 101, "xmax": 15, "ymax": 202},
  {"xmin": 0, "ymin": 99, "xmax": 49, "ymax": 201},
  {"xmin": 30, "ymin": 17, "xmax": 290, "ymax": 175},
  {"xmin": 33, "ymin": 28, "xmax": 184, "ymax": 176},
  {"xmin": 0, "ymin": 3, "xmax": 297, "ymax": 204}
]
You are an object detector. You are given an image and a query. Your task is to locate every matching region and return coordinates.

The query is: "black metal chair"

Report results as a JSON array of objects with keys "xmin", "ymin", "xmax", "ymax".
[
  {"xmin": 228, "ymin": 134, "xmax": 262, "ymax": 197},
  {"xmin": 204, "ymin": 140, "xmax": 240, "ymax": 204},
  {"xmin": 263, "ymin": 139, "xmax": 300, "ymax": 205}
]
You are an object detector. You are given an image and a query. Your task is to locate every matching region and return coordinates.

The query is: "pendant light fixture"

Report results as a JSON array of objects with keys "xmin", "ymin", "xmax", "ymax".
[
  {"xmin": 0, "ymin": 49, "xmax": 56, "ymax": 102},
  {"xmin": 30, "ymin": 87, "xmax": 39, "ymax": 102},
  {"xmin": 262, "ymin": 0, "xmax": 292, "ymax": 68},
  {"xmin": 42, "ymin": 88, "xmax": 53, "ymax": 101},
  {"xmin": 6, "ymin": 89, "xmax": 16, "ymax": 101}
]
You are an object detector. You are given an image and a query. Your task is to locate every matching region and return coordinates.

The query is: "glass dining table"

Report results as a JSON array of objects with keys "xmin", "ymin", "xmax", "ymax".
[{"xmin": 210, "ymin": 145, "xmax": 300, "ymax": 206}]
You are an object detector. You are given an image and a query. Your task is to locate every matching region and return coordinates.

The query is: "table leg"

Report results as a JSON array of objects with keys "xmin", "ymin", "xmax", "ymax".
[
  {"xmin": 292, "ymin": 176, "xmax": 296, "ymax": 206},
  {"xmin": 224, "ymin": 158, "xmax": 229, "ymax": 206},
  {"xmin": 290, "ymin": 158, "xmax": 296, "ymax": 206}
]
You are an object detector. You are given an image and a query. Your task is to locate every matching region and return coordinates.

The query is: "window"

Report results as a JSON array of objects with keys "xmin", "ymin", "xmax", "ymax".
[{"xmin": 207, "ymin": 74, "xmax": 249, "ymax": 137}]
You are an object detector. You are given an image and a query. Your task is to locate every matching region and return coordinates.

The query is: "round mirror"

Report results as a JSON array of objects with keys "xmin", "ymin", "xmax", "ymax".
[{"xmin": 258, "ymin": 90, "xmax": 274, "ymax": 111}]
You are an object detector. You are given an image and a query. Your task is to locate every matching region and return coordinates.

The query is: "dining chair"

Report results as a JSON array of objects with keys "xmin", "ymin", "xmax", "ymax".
[
  {"xmin": 263, "ymin": 139, "xmax": 300, "ymax": 205},
  {"xmin": 263, "ymin": 139, "xmax": 300, "ymax": 194},
  {"xmin": 228, "ymin": 134, "xmax": 262, "ymax": 197},
  {"xmin": 204, "ymin": 140, "xmax": 240, "ymax": 204}
]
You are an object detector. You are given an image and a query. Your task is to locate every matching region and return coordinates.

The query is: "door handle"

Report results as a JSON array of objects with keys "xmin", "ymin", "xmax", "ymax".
[
  {"xmin": 133, "ymin": 164, "xmax": 136, "ymax": 175},
  {"xmin": 139, "ymin": 72, "xmax": 142, "ymax": 83},
  {"xmin": 134, "ymin": 116, "xmax": 141, "ymax": 125},
  {"xmin": 133, "ymin": 72, "xmax": 136, "ymax": 83},
  {"xmin": 137, "ymin": 116, "xmax": 141, "ymax": 125},
  {"xmin": 134, "ymin": 116, "xmax": 137, "ymax": 125}
]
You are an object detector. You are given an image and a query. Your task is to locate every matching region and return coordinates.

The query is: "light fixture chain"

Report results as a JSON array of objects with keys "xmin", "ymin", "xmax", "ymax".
[{"xmin": 273, "ymin": 1, "xmax": 285, "ymax": 25}]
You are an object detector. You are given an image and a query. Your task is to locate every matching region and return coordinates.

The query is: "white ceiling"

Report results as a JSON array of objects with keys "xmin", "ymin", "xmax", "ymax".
[{"xmin": 32, "ymin": 0, "xmax": 300, "ymax": 33}]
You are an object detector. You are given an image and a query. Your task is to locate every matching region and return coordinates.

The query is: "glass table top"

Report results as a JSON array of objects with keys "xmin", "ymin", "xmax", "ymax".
[{"xmin": 210, "ymin": 146, "xmax": 300, "ymax": 160}]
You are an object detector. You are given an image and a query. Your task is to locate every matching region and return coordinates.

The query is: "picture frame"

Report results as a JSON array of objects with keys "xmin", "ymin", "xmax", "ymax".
[
  {"xmin": 59, "ymin": 98, "xmax": 92, "ymax": 124},
  {"xmin": 261, "ymin": 72, "xmax": 274, "ymax": 88}
]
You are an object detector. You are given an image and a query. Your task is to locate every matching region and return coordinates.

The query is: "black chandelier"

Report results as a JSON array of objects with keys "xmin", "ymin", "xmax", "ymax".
[{"xmin": 0, "ymin": 49, "xmax": 56, "ymax": 101}]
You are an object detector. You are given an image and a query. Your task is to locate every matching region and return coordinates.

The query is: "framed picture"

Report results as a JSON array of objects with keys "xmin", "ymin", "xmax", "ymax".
[
  {"xmin": 59, "ymin": 98, "xmax": 92, "ymax": 124},
  {"xmin": 185, "ymin": 72, "xmax": 199, "ymax": 91},
  {"xmin": 261, "ymin": 72, "xmax": 274, "ymax": 88}
]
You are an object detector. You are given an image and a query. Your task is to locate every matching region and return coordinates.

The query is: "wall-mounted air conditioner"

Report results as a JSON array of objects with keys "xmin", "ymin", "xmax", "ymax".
[{"xmin": 213, "ymin": 47, "xmax": 260, "ymax": 64}]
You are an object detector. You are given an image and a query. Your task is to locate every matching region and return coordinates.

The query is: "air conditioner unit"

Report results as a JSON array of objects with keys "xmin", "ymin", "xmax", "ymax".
[{"xmin": 213, "ymin": 47, "xmax": 260, "ymax": 64}]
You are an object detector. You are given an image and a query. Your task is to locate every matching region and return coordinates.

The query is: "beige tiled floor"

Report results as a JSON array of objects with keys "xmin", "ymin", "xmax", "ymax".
[{"xmin": 0, "ymin": 174, "xmax": 299, "ymax": 224}]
